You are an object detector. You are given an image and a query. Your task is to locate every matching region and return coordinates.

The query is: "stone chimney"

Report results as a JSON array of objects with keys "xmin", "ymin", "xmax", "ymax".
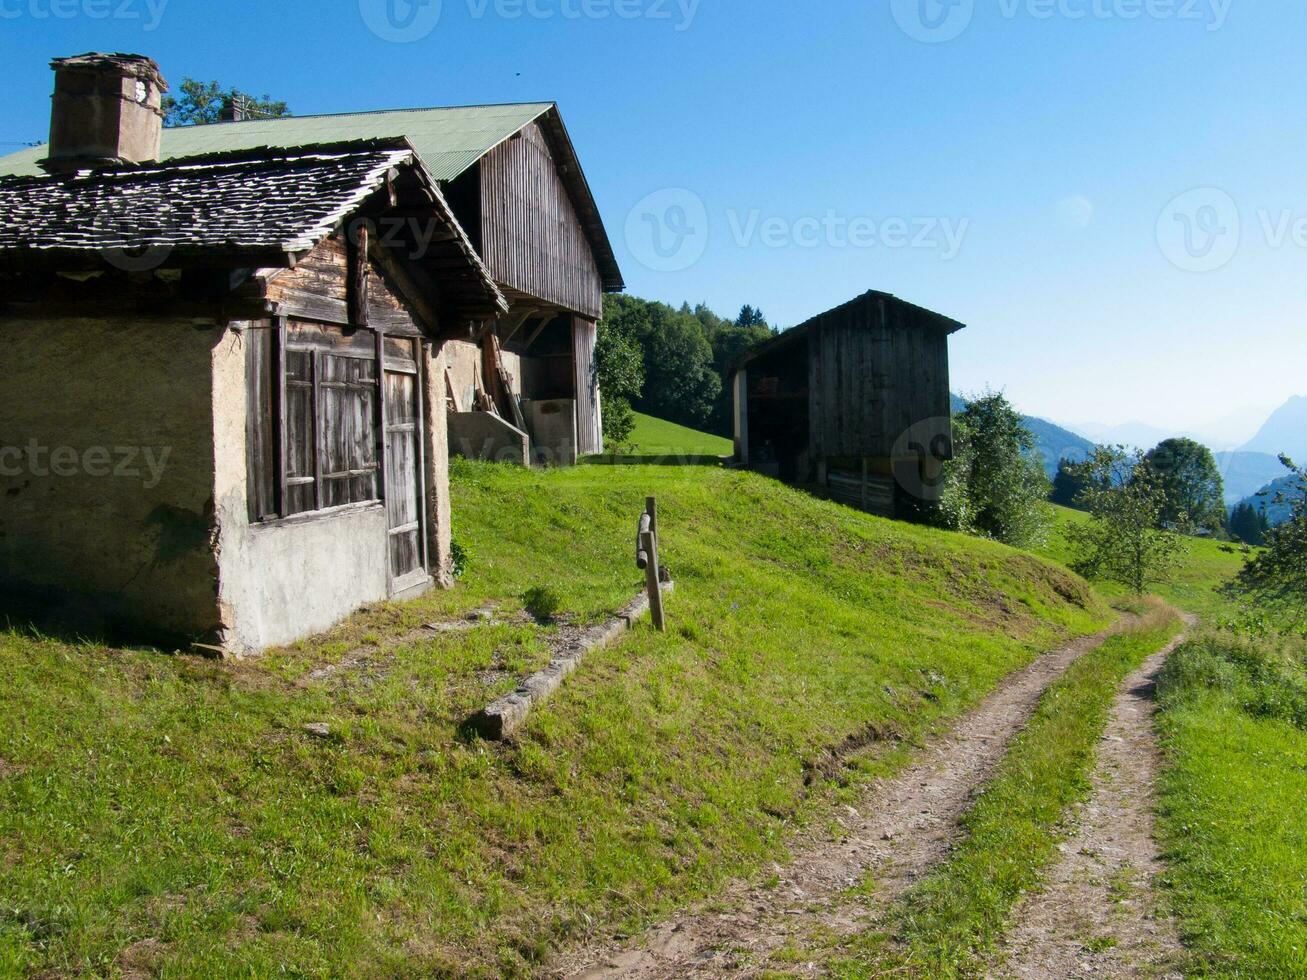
[{"xmin": 39, "ymin": 53, "xmax": 169, "ymax": 174}]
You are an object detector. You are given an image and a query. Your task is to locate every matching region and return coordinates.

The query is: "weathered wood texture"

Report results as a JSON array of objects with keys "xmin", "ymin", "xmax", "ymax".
[
  {"xmin": 264, "ymin": 234, "xmax": 425, "ymax": 336},
  {"xmin": 805, "ymin": 295, "xmax": 952, "ymax": 460},
  {"xmin": 479, "ymin": 122, "xmax": 604, "ymax": 319},
  {"xmin": 572, "ymin": 317, "xmax": 603, "ymax": 455}
]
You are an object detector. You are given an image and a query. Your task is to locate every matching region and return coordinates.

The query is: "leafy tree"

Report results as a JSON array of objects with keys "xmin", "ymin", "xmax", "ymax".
[
  {"xmin": 937, "ymin": 392, "xmax": 1050, "ymax": 547},
  {"xmin": 163, "ymin": 78, "xmax": 290, "ymax": 127},
  {"xmin": 1143, "ymin": 437, "xmax": 1226, "ymax": 534},
  {"xmin": 1065, "ymin": 446, "xmax": 1183, "ymax": 594},
  {"xmin": 1050, "ymin": 457, "xmax": 1098, "ymax": 510},
  {"xmin": 1233, "ymin": 457, "xmax": 1307, "ymax": 622},
  {"xmin": 600, "ymin": 295, "xmax": 720, "ymax": 430},
  {"xmin": 594, "ymin": 312, "xmax": 645, "ymax": 446}
]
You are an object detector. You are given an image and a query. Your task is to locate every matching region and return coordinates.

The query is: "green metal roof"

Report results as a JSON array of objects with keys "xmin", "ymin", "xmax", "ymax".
[{"xmin": 0, "ymin": 102, "xmax": 554, "ymax": 180}]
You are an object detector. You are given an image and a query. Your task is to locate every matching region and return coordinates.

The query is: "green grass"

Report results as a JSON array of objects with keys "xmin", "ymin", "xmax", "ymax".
[
  {"xmin": 1154, "ymin": 630, "xmax": 1307, "ymax": 977},
  {"xmin": 614, "ymin": 411, "xmax": 733, "ymax": 458},
  {"xmin": 828, "ymin": 604, "xmax": 1183, "ymax": 978},
  {"xmin": 1038, "ymin": 504, "xmax": 1250, "ymax": 622},
  {"xmin": 0, "ymin": 462, "xmax": 1107, "ymax": 977}
]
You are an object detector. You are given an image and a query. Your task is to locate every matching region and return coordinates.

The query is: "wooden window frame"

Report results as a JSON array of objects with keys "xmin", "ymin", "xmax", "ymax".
[{"xmin": 250, "ymin": 316, "xmax": 387, "ymax": 525}]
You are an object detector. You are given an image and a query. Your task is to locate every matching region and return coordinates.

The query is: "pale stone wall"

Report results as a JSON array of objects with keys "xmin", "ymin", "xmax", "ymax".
[
  {"xmin": 0, "ymin": 316, "xmax": 223, "ymax": 642},
  {"xmin": 211, "ymin": 324, "xmax": 391, "ymax": 655},
  {"xmin": 424, "ymin": 343, "xmax": 454, "ymax": 585}
]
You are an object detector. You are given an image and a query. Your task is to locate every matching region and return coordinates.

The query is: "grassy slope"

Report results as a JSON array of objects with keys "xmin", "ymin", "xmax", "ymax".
[
  {"xmin": 1155, "ymin": 632, "xmax": 1307, "ymax": 977},
  {"xmin": 830, "ymin": 605, "xmax": 1184, "ymax": 978},
  {"xmin": 1038, "ymin": 504, "xmax": 1247, "ymax": 621},
  {"xmin": 1041, "ymin": 507, "xmax": 1307, "ymax": 976},
  {"xmin": 620, "ymin": 412, "xmax": 733, "ymax": 457},
  {"xmin": 0, "ymin": 463, "xmax": 1106, "ymax": 977}
]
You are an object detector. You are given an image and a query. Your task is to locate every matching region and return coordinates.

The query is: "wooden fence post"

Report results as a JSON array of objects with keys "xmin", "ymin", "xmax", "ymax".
[{"xmin": 635, "ymin": 497, "xmax": 666, "ymax": 632}]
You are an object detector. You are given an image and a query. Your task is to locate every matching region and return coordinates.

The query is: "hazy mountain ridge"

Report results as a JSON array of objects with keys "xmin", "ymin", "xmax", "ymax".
[{"xmin": 1241, "ymin": 395, "xmax": 1307, "ymax": 462}]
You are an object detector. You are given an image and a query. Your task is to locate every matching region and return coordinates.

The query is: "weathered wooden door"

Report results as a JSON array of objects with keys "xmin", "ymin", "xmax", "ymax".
[{"xmin": 381, "ymin": 337, "xmax": 428, "ymax": 594}]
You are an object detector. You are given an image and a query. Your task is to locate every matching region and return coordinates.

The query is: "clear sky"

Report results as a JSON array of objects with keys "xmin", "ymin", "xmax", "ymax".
[{"xmin": 1, "ymin": 0, "xmax": 1302, "ymax": 435}]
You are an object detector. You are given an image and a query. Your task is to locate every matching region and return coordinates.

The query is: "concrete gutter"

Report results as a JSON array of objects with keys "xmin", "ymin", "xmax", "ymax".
[{"xmin": 470, "ymin": 581, "xmax": 674, "ymax": 740}]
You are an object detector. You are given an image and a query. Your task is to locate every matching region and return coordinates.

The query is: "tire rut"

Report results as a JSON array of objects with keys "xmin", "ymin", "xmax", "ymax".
[
  {"xmin": 552, "ymin": 618, "xmax": 1135, "ymax": 979},
  {"xmin": 990, "ymin": 619, "xmax": 1194, "ymax": 980}
]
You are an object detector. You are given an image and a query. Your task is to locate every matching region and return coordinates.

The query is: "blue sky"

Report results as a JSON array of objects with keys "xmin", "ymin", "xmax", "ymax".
[{"xmin": 1, "ymin": 0, "xmax": 1303, "ymax": 436}]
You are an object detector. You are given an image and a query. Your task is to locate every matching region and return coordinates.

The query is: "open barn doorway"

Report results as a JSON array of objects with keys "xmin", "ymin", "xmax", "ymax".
[{"xmin": 744, "ymin": 333, "xmax": 811, "ymax": 482}]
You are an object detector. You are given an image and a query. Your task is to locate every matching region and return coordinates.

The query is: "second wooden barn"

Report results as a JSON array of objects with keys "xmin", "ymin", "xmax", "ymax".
[{"xmin": 729, "ymin": 291, "xmax": 964, "ymax": 517}]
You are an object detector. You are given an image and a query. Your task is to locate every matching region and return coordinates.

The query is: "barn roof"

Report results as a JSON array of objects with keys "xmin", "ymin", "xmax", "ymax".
[
  {"xmin": 0, "ymin": 138, "xmax": 508, "ymax": 318},
  {"xmin": 0, "ymin": 102, "xmax": 624, "ymax": 292},
  {"xmin": 730, "ymin": 290, "xmax": 966, "ymax": 376}
]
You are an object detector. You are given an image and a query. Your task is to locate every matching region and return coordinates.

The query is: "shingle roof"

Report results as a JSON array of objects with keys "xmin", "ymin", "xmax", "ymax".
[
  {"xmin": 0, "ymin": 138, "xmax": 508, "ymax": 318},
  {"xmin": 0, "ymin": 141, "xmax": 413, "ymax": 256},
  {"xmin": 0, "ymin": 102, "xmax": 624, "ymax": 292}
]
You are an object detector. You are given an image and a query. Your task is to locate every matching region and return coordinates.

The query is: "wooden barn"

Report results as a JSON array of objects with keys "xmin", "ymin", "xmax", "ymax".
[
  {"xmin": 729, "ymin": 291, "xmax": 964, "ymax": 516},
  {"xmin": 0, "ymin": 64, "xmax": 625, "ymax": 468},
  {"xmin": 0, "ymin": 52, "xmax": 623, "ymax": 654}
]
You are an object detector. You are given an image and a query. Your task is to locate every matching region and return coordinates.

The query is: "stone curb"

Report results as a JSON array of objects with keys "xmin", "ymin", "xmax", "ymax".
[{"xmin": 469, "ymin": 581, "xmax": 675, "ymax": 740}]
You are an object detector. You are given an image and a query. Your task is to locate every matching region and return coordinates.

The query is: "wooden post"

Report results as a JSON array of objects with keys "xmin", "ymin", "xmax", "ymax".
[
  {"xmin": 635, "ymin": 497, "xmax": 666, "ymax": 632},
  {"xmin": 641, "ymin": 530, "xmax": 665, "ymax": 632}
]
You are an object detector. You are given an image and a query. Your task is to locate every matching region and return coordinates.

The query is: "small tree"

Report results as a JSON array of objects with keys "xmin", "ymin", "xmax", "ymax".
[
  {"xmin": 163, "ymin": 78, "xmax": 290, "ymax": 127},
  {"xmin": 938, "ymin": 392, "xmax": 1050, "ymax": 547},
  {"xmin": 1233, "ymin": 457, "xmax": 1307, "ymax": 623},
  {"xmin": 1143, "ymin": 437, "xmax": 1226, "ymax": 534},
  {"xmin": 1050, "ymin": 456, "xmax": 1096, "ymax": 510},
  {"xmin": 1229, "ymin": 501, "xmax": 1268, "ymax": 547},
  {"xmin": 594, "ymin": 314, "xmax": 645, "ymax": 447},
  {"xmin": 1066, "ymin": 446, "xmax": 1183, "ymax": 594}
]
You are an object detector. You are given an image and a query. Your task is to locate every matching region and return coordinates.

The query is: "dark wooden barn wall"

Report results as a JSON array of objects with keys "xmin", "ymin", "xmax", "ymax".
[
  {"xmin": 479, "ymin": 122, "xmax": 603, "ymax": 319},
  {"xmin": 807, "ymin": 296, "xmax": 951, "ymax": 460}
]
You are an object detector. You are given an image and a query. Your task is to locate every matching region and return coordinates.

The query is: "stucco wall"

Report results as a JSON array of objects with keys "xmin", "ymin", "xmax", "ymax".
[
  {"xmin": 449, "ymin": 411, "xmax": 530, "ymax": 467},
  {"xmin": 445, "ymin": 337, "xmax": 522, "ymax": 409},
  {"xmin": 211, "ymin": 324, "xmax": 393, "ymax": 654},
  {"xmin": 0, "ymin": 316, "xmax": 222, "ymax": 642}
]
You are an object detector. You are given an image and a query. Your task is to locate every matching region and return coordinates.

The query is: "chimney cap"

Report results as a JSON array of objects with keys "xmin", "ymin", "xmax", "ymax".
[{"xmin": 50, "ymin": 52, "xmax": 169, "ymax": 90}]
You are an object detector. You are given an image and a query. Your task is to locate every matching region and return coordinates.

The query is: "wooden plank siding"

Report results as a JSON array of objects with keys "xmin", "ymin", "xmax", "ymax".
[
  {"xmin": 806, "ymin": 294, "xmax": 953, "ymax": 460},
  {"xmin": 572, "ymin": 317, "xmax": 602, "ymax": 455},
  {"xmin": 478, "ymin": 122, "xmax": 603, "ymax": 319}
]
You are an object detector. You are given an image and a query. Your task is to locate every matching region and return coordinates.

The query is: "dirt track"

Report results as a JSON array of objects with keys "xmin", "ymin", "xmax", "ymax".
[{"xmin": 554, "ymin": 620, "xmax": 1135, "ymax": 979}]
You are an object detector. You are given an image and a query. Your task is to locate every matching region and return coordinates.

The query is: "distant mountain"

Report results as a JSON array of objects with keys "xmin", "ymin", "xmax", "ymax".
[
  {"xmin": 1068, "ymin": 420, "xmax": 1177, "ymax": 452},
  {"xmin": 951, "ymin": 394, "xmax": 1095, "ymax": 479},
  {"xmin": 1238, "ymin": 472, "xmax": 1305, "ymax": 526},
  {"xmin": 1241, "ymin": 395, "xmax": 1307, "ymax": 462},
  {"xmin": 1215, "ymin": 451, "xmax": 1292, "ymax": 505}
]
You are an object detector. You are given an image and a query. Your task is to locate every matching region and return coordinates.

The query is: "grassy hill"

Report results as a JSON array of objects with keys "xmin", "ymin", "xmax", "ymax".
[
  {"xmin": 613, "ymin": 411, "xmax": 734, "ymax": 458},
  {"xmin": 0, "ymin": 462, "xmax": 1107, "ymax": 977}
]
